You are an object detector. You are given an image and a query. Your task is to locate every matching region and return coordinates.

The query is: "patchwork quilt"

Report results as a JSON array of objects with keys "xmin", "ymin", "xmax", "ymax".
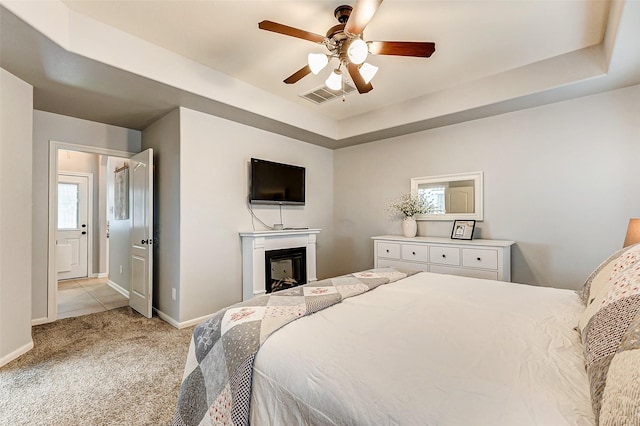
[
  {"xmin": 578, "ymin": 243, "xmax": 640, "ymax": 425},
  {"xmin": 173, "ymin": 267, "xmax": 413, "ymax": 426}
]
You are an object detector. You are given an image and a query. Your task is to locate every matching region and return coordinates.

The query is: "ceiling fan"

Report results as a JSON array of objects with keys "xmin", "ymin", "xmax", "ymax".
[{"xmin": 258, "ymin": 0, "xmax": 436, "ymax": 95}]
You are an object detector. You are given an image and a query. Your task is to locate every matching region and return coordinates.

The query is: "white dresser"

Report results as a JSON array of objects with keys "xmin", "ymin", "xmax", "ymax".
[{"xmin": 372, "ymin": 235, "xmax": 515, "ymax": 282}]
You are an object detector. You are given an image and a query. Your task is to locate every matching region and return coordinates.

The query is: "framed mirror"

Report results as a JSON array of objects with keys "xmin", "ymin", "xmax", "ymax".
[{"xmin": 411, "ymin": 171, "xmax": 483, "ymax": 221}]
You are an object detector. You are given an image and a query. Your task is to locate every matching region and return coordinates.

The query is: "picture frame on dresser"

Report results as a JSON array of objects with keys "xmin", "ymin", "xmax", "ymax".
[{"xmin": 451, "ymin": 220, "xmax": 475, "ymax": 240}]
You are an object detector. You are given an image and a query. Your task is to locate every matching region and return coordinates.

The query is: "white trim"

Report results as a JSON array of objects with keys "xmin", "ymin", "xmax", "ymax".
[
  {"xmin": 0, "ymin": 340, "xmax": 34, "ymax": 368},
  {"xmin": 107, "ymin": 279, "xmax": 129, "ymax": 298},
  {"xmin": 96, "ymin": 272, "xmax": 109, "ymax": 278},
  {"xmin": 154, "ymin": 308, "xmax": 211, "ymax": 330},
  {"xmin": 47, "ymin": 141, "xmax": 134, "ymax": 324},
  {"xmin": 31, "ymin": 317, "xmax": 50, "ymax": 326}
]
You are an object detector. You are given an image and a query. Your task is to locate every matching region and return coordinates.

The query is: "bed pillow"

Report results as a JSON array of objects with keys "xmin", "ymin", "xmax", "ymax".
[
  {"xmin": 580, "ymin": 243, "xmax": 640, "ymax": 422},
  {"xmin": 578, "ymin": 258, "xmax": 619, "ymax": 334},
  {"xmin": 578, "ymin": 246, "xmax": 628, "ymax": 305}
]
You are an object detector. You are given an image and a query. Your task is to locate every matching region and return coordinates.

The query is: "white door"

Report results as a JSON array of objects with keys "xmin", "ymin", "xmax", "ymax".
[
  {"xmin": 446, "ymin": 186, "xmax": 474, "ymax": 214},
  {"xmin": 57, "ymin": 174, "xmax": 89, "ymax": 280},
  {"xmin": 129, "ymin": 149, "xmax": 154, "ymax": 318}
]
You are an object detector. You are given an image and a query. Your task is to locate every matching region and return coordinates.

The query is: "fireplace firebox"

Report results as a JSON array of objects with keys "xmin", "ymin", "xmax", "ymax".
[{"xmin": 265, "ymin": 247, "xmax": 307, "ymax": 293}]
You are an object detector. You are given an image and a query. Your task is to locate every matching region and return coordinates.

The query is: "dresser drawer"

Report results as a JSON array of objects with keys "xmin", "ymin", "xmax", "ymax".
[
  {"xmin": 429, "ymin": 246, "xmax": 460, "ymax": 266},
  {"xmin": 373, "ymin": 236, "xmax": 513, "ymax": 282},
  {"xmin": 462, "ymin": 248, "xmax": 498, "ymax": 270},
  {"xmin": 377, "ymin": 242, "xmax": 400, "ymax": 259},
  {"xmin": 401, "ymin": 244, "xmax": 428, "ymax": 262},
  {"xmin": 429, "ymin": 265, "xmax": 498, "ymax": 280},
  {"xmin": 378, "ymin": 258, "xmax": 429, "ymax": 272}
]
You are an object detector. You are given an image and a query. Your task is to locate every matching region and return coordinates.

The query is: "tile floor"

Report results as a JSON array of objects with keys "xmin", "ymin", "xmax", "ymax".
[{"xmin": 57, "ymin": 277, "xmax": 129, "ymax": 319}]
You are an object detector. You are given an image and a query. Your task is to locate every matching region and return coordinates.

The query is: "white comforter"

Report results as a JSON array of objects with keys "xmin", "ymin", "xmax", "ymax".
[{"xmin": 250, "ymin": 272, "xmax": 594, "ymax": 426}]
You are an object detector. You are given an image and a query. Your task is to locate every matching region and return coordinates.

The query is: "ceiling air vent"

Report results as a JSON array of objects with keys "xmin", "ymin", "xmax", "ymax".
[{"xmin": 300, "ymin": 83, "xmax": 357, "ymax": 105}]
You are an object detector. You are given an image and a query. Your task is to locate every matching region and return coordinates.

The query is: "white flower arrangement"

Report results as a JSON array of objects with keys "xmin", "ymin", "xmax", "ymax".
[{"xmin": 388, "ymin": 193, "xmax": 434, "ymax": 218}]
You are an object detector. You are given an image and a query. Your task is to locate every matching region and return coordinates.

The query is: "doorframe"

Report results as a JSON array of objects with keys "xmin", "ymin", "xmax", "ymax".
[
  {"xmin": 57, "ymin": 171, "xmax": 94, "ymax": 281},
  {"xmin": 44, "ymin": 141, "xmax": 134, "ymax": 325}
]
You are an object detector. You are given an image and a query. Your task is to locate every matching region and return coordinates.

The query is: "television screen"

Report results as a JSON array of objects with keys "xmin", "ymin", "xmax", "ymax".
[{"xmin": 250, "ymin": 158, "xmax": 305, "ymax": 205}]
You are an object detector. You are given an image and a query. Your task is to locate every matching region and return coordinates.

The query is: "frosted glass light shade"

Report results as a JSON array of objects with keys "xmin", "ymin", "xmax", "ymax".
[
  {"xmin": 359, "ymin": 62, "xmax": 378, "ymax": 83},
  {"xmin": 347, "ymin": 39, "xmax": 368, "ymax": 65},
  {"xmin": 624, "ymin": 218, "xmax": 640, "ymax": 247},
  {"xmin": 308, "ymin": 53, "xmax": 328, "ymax": 74},
  {"xmin": 325, "ymin": 70, "xmax": 342, "ymax": 90}
]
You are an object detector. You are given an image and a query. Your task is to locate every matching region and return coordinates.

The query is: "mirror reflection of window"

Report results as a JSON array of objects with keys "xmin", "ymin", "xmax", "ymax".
[
  {"xmin": 410, "ymin": 172, "xmax": 483, "ymax": 221},
  {"xmin": 418, "ymin": 185, "xmax": 446, "ymax": 214}
]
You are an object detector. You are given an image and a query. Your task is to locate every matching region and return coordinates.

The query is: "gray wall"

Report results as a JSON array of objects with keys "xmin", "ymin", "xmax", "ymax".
[
  {"xmin": 106, "ymin": 157, "xmax": 133, "ymax": 292},
  {"xmin": 0, "ymin": 68, "xmax": 33, "ymax": 366},
  {"xmin": 333, "ymin": 84, "xmax": 640, "ymax": 290},
  {"xmin": 24, "ymin": 84, "xmax": 640, "ymax": 327},
  {"xmin": 143, "ymin": 107, "xmax": 335, "ymax": 324},
  {"xmin": 32, "ymin": 110, "xmax": 141, "ymax": 320},
  {"xmin": 141, "ymin": 109, "xmax": 181, "ymax": 321}
]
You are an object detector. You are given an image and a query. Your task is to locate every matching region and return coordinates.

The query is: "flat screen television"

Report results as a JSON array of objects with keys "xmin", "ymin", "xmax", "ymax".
[{"xmin": 249, "ymin": 158, "xmax": 305, "ymax": 205}]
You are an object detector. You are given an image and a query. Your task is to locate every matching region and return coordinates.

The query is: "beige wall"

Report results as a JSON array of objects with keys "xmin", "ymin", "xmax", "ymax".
[
  {"xmin": 0, "ymin": 68, "xmax": 33, "ymax": 366},
  {"xmin": 333, "ymin": 84, "xmax": 640, "ymax": 289}
]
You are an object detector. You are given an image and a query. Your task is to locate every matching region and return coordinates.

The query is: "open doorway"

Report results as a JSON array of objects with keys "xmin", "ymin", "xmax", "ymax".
[
  {"xmin": 48, "ymin": 141, "xmax": 147, "ymax": 322},
  {"xmin": 55, "ymin": 149, "xmax": 132, "ymax": 319},
  {"xmin": 47, "ymin": 142, "xmax": 155, "ymax": 321}
]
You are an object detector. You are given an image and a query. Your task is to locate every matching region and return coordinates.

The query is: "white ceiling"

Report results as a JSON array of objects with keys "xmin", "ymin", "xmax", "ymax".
[
  {"xmin": 60, "ymin": 0, "xmax": 608, "ymax": 120},
  {"xmin": 1, "ymin": 0, "xmax": 639, "ymax": 148}
]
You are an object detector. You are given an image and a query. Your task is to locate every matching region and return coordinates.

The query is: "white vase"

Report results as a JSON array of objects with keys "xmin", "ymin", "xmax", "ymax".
[{"xmin": 402, "ymin": 216, "xmax": 417, "ymax": 237}]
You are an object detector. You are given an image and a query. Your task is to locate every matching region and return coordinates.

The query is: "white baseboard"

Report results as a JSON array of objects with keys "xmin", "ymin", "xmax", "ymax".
[
  {"xmin": 154, "ymin": 308, "xmax": 211, "ymax": 329},
  {"xmin": 96, "ymin": 272, "xmax": 109, "ymax": 278},
  {"xmin": 31, "ymin": 316, "xmax": 52, "ymax": 326},
  {"xmin": 0, "ymin": 340, "xmax": 34, "ymax": 368},
  {"xmin": 107, "ymin": 280, "xmax": 129, "ymax": 298}
]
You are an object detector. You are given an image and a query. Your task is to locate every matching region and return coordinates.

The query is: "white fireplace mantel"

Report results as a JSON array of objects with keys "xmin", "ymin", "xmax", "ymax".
[{"xmin": 240, "ymin": 229, "xmax": 321, "ymax": 300}]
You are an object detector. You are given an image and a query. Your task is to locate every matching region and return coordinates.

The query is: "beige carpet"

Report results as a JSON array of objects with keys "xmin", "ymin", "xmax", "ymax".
[{"xmin": 0, "ymin": 307, "xmax": 195, "ymax": 425}]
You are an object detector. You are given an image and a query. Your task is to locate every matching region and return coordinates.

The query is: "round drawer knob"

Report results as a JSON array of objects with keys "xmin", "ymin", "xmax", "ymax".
[
  {"xmin": 412, "ymin": 251, "xmax": 416, "ymax": 255},
  {"xmin": 477, "ymin": 257, "xmax": 481, "ymax": 261},
  {"xmin": 386, "ymin": 249, "xmax": 389, "ymax": 253},
  {"xmin": 442, "ymin": 254, "xmax": 446, "ymax": 258}
]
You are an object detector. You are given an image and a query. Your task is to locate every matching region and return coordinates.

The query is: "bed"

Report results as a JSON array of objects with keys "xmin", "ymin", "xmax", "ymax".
[{"xmin": 173, "ymin": 243, "xmax": 640, "ymax": 426}]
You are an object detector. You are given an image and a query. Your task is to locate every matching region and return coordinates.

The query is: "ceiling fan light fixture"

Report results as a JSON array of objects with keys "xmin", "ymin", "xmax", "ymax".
[
  {"xmin": 359, "ymin": 62, "xmax": 378, "ymax": 84},
  {"xmin": 325, "ymin": 69, "xmax": 343, "ymax": 91},
  {"xmin": 347, "ymin": 38, "xmax": 368, "ymax": 65},
  {"xmin": 308, "ymin": 53, "xmax": 329, "ymax": 74}
]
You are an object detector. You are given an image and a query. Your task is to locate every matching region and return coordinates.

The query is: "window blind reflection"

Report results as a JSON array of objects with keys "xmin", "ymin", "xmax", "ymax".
[{"xmin": 58, "ymin": 183, "xmax": 79, "ymax": 229}]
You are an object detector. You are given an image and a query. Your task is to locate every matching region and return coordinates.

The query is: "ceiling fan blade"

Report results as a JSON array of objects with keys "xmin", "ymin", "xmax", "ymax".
[
  {"xmin": 369, "ymin": 41, "xmax": 436, "ymax": 58},
  {"xmin": 258, "ymin": 20, "xmax": 326, "ymax": 44},
  {"xmin": 347, "ymin": 63, "xmax": 373, "ymax": 94},
  {"xmin": 284, "ymin": 65, "xmax": 312, "ymax": 84},
  {"xmin": 344, "ymin": 0, "xmax": 383, "ymax": 36}
]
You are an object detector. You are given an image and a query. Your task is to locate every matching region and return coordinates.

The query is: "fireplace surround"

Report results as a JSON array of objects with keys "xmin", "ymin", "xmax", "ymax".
[{"xmin": 240, "ymin": 229, "xmax": 320, "ymax": 300}]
